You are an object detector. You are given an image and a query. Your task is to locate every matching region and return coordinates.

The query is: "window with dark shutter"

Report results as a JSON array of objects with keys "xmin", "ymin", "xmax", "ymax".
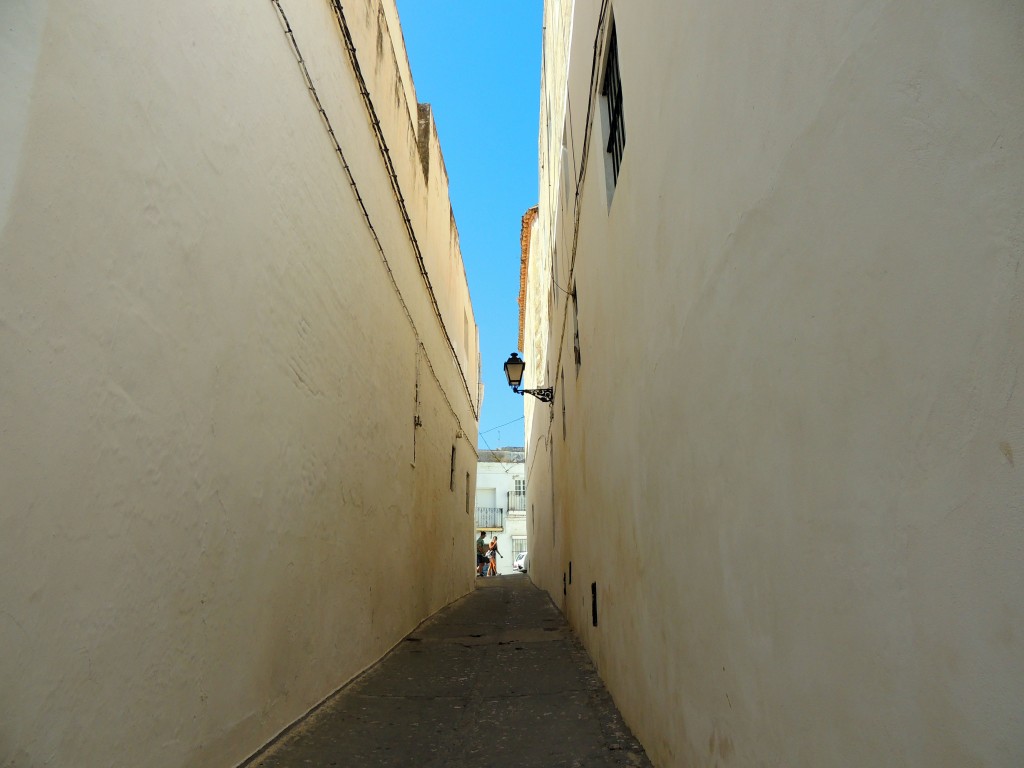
[{"xmin": 601, "ymin": 20, "xmax": 625, "ymax": 187}]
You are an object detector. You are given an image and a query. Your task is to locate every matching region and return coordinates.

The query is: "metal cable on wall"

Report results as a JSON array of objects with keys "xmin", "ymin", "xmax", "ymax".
[
  {"xmin": 328, "ymin": 0, "xmax": 479, "ymax": 423},
  {"xmin": 269, "ymin": 0, "xmax": 478, "ymax": 457},
  {"xmin": 546, "ymin": 0, "xmax": 612, "ymax": 407}
]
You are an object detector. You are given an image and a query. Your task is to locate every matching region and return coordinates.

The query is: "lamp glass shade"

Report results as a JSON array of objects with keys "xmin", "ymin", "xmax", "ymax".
[{"xmin": 504, "ymin": 353, "xmax": 525, "ymax": 388}]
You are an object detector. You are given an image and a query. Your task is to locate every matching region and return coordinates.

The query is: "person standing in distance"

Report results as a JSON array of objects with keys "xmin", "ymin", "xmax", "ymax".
[
  {"xmin": 476, "ymin": 531, "xmax": 488, "ymax": 576},
  {"xmin": 487, "ymin": 536, "xmax": 502, "ymax": 577}
]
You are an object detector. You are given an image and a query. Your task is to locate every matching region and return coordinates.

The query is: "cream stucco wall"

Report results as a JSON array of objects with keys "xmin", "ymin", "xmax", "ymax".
[
  {"xmin": 0, "ymin": 1, "xmax": 478, "ymax": 766},
  {"xmin": 525, "ymin": 1, "xmax": 1024, "ymax": 766}
]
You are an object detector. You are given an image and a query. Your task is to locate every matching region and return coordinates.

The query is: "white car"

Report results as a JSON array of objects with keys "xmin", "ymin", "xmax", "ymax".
[{"xmin": 513, "ymin": 551, "xmax": 528, "ymax": 572}]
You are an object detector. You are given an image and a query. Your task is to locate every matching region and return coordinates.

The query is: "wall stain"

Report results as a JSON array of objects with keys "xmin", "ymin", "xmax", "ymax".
[
  {"xmin": 709, "ymin": 727, "xmax": 735, "ymax": 762},
  {"xmin": 1000, "ymin": 441, "xmax": 1014, "ymax": 466}
]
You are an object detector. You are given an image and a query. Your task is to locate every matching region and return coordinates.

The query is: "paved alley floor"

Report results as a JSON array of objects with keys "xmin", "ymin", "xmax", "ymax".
[{"xmin": 245, "ymin": 574, "xmax": 651, "ymax": 768}]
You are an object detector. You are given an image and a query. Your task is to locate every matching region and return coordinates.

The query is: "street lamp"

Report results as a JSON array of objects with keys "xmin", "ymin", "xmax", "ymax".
[{"xmin": 503, "ymin": 352, "xmax": 554, "ymax": 403}]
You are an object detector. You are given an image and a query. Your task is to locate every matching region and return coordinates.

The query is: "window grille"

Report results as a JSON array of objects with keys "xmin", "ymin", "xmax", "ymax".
[
  {"xmin": 571, "ymin": 287, "xmax": 581, "ymax": 371},
  {"xmin": 601, "ymin": 22, "xmax": 625, "ymax": 185},
  {"xmin": 449, "ymin": 445, "xmax": 456, "ymax": 491},
  {"xmin": 511, "ymin": 536, "xmax": 527, "ymax": 561}
]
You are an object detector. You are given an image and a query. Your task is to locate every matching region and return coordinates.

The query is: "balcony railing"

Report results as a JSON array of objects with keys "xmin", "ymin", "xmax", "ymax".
[
  {"xmin": 507, "ymin": 491, "xmax": 526, "ymax": 514},
  {"xmin": 475, "ymin": 507, "xmax": 503, "ymax": 530}
]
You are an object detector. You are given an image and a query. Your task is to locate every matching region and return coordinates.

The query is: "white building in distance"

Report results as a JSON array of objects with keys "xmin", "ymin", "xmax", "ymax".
[{"xmin": 475, "ymin": 448, "xmax": 528, "ymax": 575}]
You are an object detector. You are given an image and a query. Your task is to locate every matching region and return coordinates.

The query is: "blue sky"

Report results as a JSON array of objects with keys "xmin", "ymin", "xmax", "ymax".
[{"xmin": 394, "ymin": 1, "xmax": 543, "ymax": 450}]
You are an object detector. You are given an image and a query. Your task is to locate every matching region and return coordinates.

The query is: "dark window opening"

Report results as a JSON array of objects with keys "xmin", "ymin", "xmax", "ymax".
[
  {"xmin": 561, "ymin": 369, "xmax": 567, "ymax": 440},
  {"xmin": 601, "ymin": 21, "xmax": 625, "ymax": 187},
  {"xmin": 449, "ymin": 445, "xmax": 456, "ymax": 491},
  {"xmin": 571, "ymin": 287, "xmax": 582, "ymax": 372},
  {"xmin": 412, "ymin": 352, "xmax": 421, "ymax": 465}
]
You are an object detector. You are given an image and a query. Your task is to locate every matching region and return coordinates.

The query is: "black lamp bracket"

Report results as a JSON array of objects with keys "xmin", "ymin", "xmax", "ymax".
[{"xmin": 513, "ymin": 386, "xmax": 554, "ymax": 403}]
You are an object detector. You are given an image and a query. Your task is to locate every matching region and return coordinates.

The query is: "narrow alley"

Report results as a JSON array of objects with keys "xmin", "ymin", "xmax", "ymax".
[
  {"xmin": 245, "ymin": 576, "xmax": 651, "ymax": 768},
  {"xmin": 3, "ymin": 0, "xmax": 1023, "ymax": 765}
]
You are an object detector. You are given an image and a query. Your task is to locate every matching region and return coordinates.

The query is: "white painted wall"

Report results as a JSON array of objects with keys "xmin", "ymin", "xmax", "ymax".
[
  {"xmin": 0, "ymin": 1, "xmax": 478, "ymax": 766},
  {"xmin": 525, "ymin": 1, "xmax": 1024, "ymax": 766}
]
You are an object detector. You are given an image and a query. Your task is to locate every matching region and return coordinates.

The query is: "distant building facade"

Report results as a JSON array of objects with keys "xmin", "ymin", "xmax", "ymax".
[
  {"xmin": 522, "ymin": 1, "xmax": 1024, "ymax": 766},
  {"xmin": 1, "ymin": 2, "xmax": 479, "ymax": 766},
  {"xmin": 476, "ymin": 448, "xmax": 528, "ymax": 575}
]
